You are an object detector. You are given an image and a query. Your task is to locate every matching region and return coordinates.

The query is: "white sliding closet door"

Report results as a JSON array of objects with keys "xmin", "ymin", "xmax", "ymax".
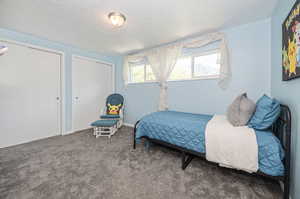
[
  {"xmin": 72, "ymin": 56, "xmax": 113, "ymax": 132},
  {"xmin": 0, "ymin": 41, "xmax": 62, "ymax": 148}
]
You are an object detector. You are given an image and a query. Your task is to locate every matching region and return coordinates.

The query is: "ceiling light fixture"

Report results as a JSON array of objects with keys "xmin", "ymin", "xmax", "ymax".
[{"xmin": 108, "ymin": 12, "xmax": 126, "ymax": 27}]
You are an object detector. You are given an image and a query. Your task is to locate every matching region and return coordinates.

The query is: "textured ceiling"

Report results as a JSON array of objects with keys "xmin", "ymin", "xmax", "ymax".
[{"xmin": 0, "ymin": 0, "xmax": 279, "ymax": 54}]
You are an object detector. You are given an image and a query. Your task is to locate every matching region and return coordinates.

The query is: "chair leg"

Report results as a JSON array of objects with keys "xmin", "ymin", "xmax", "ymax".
[
  {"xmin": 111, "ymin": 125, "xmax": 117, "ymax": 136},
  {"xmin": 117, "ymin": 119, "xmax": 123, "ymax": 129}
]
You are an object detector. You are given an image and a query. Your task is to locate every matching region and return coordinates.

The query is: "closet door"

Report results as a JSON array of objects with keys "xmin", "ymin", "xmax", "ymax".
[
  {"xmin": 72, "ymin": 56, "xmax": 113, "ymax": 132},
  {"xmin": 0, "ymin": 41, "xmax": 61, "ymax": 148}
]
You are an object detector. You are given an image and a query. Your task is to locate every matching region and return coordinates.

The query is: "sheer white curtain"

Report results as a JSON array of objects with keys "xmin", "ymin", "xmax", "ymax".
[
  {"xmin": 145, "ymin": 43, "xmax": 182, "ymax": 110},
  {"xmin": 123, "ymin": 32, "xmax": 231, "ymax": 110}
]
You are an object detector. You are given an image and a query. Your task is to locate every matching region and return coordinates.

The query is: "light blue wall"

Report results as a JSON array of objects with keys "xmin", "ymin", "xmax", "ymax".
[
  {"xmin": 116, "ymin": 19, "xmax": 272, "ymax": 125},
  {"xmin": 1, "ymin": 6, "xmax": 297, "ymax": 197},
  {"xmin": 271, "ymin": 0, "xmax": 300, "ymax": 198},
  {"xmin": 0, "ymin": 28, "xmax": 119, "ymax": 132}
]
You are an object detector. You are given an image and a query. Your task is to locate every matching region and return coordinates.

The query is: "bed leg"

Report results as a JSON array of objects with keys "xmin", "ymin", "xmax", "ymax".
[
  {"xmin": 145, "ymin": 140, "xmax": 151, "ymax": 152},
  {"xmin": 283, "ymin": 182, "xmax": 290, "ymax": 199},
  {"xmin": 133, "ymin": 138, "xmax": 136, "ymax": 149},
  {"xmin": 181, "ymin": 152, "xmax": 194, "ymax": 170},
  {"xmin": 133, "ymin": 137, "xmax": 136, "ymax": 149},
  {"xmin": 133, "ymin": 121, "xmax": 139, "ymax": 150},
  {"xmin": 283, "ymin": 174, "xmax": 290, "ymax": 199}
]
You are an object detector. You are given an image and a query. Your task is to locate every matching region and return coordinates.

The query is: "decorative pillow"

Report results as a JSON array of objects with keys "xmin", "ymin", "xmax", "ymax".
[
  {"xmin": 248, "ymin": 95, "xmax": 281, "ymax": 130},
  {"xmin": 226, "ymin": 93, "xmax": 256, "ymax": 126},
  {"xmin": 107, "ymin": 103, "xmax": 122, "ymax": 115}
]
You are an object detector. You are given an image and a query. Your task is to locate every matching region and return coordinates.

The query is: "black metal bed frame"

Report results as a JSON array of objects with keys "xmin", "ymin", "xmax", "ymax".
[{"xmin": 133, "ymin": 105, "xmax": 291, "ymax": 199}]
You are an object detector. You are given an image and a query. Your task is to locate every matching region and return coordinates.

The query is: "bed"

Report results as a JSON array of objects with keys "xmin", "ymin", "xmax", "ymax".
[{"xmin": 133, "ymin": 105, "xmax": 291, "ymax": 199}]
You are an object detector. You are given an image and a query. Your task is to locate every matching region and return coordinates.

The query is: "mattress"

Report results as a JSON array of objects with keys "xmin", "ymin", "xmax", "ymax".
[{"xmin": 135, "ymin": 111, "xmax": 285, "ymax": 176}]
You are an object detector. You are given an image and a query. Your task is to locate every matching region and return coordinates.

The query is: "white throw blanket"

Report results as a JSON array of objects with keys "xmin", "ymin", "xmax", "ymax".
[{"xmin": 205, "ymin": 115, "xmax": 258, "ymax": 173}]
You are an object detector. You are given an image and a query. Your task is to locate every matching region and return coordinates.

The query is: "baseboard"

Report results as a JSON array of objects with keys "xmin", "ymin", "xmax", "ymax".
[
  {"xmin": 0, "ymin": 134, "xmax": 60, "ymax": 149},
  {"xmin": 124, "ymin": 123, "xmax": 134, "ymax": 128},
  {"xmin": 63, "ymin": 126, "xmax": 95, "ymax": 135},
  {"xmin": 62, "ymin": 130, "xmax": 74, "ymax": 135}
]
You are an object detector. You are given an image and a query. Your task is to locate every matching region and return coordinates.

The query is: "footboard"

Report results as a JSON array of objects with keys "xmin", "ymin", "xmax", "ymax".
[{"xmin": 272, "ymin": 104, "xmax": 291, "ymax": 199}]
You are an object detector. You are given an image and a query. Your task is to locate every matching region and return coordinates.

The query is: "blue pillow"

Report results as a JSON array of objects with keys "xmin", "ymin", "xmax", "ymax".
[{"xmin": 248, "ymin": 95, "xmax": 281, "ymax": 130}]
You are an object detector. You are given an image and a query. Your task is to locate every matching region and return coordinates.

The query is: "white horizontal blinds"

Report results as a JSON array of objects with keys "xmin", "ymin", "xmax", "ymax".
[
  {"xmin": 0, "ymin": 41, "xmax": 61, "ymax": 148},
  {"xmin": 72, "ymin": 57, "xmax": 113, "ymax": 132}
]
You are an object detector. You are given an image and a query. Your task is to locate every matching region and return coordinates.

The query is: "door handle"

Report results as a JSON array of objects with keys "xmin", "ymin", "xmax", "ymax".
[{"xmin": 56, "ymin": 97, "xmax": 61, "ymax": 104}]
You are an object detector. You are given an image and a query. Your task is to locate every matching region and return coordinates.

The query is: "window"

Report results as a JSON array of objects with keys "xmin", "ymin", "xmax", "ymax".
[
  {"xmin": 169, "ymin": 50, "xmax": 220, "ymax": 81},
  {"xmin": 128, "ymin": 50, "xmax": 220, "ymax": 83},
  {"xmin": 129, "ymin": 63, "xmax": 155, "ymax": 83},
  {"xmin": 193, "ymin": 51, "xmax": 220, "ymax": 78},
  {"xmin": 168, "ymin": 56, "xmax": 192, "ymax": 80}
]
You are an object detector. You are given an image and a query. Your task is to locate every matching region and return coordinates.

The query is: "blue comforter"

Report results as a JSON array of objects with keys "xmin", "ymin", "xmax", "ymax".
[{"xmin": 135, "ymin": 111, "xmax": 285, "ymax": 176}]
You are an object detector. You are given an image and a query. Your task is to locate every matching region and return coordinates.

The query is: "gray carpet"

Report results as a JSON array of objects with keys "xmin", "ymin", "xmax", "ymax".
[{"xmin": 0, "ymin": 127, "xmax": 282, "ymax": 199}]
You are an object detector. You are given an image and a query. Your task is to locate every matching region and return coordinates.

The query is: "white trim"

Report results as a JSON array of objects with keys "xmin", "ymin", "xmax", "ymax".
[
  {"xmin": 169, "ymin": 75, "xmax": 219, "ymax": 82},
  {"xmin": 60, "ymin": 53, "xmax": 66, "ymax": 134},
  {"xmin": 124, "ymin": 123, "xmax": 134, "ymax": 128},
  {"xmin": 62, "ymin": 130, "xmax": 75, "ymax": 135},
  {"xmin": 63, "ymin": 127, "xmax": 94, "ymax": 136},
  {"xmin": 188, "ymin": 48, "xmax": 220, "ymax": 57},
  {"xmin": 0, "ymin": 134, "xmax": 61, "ymax": 149},
  {"xmin": 71, "ymin": 55, "xmax": 115, "ymax": 132},
  {"xmin": 191, "ymin": 49, "xmax": 220, "ymax": 79},
  {"xmin": 0, "ymin": 38, "xmax": 66, "ymax": 136},
  {"xmin": 127, "ymin": 75, "xmax": 219, "ymax": 85},
  {"xmin": 72, "ymin": 55, "xmax": 114, "ymax": 66},
  {"xmin": 0, "ymin": 38, "xmax": 64, "ymax": 56}
]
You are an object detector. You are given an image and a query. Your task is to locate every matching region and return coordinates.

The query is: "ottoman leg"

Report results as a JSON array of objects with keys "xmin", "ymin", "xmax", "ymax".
[{"xmin": 93, "ymin": 127, "xmax": 96, "ymax": 136}]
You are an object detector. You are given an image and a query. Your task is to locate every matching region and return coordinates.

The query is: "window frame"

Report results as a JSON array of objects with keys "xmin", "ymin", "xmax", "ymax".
[
  {"xmin": 190, "ymin": 49, "xmax": 221, "ymax": 80},
  {"xmin": 128, "ymin": 63, "xmax": 155, "ymax": 84},
  {"xmin": 127, "ymin": 48, "xmax": 221, "ymax": 84}
]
